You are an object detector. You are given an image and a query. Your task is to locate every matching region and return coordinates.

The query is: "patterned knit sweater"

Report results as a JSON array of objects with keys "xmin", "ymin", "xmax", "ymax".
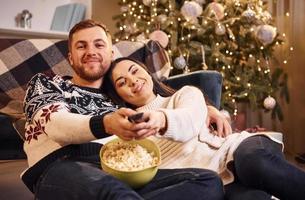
[
  {"xmin": 22, "ymin": 73, "xmax": 118, "ymax": 192},
  {"xmin": 136, "ymin": 86, "xmax": 282, "ymax": 185}
]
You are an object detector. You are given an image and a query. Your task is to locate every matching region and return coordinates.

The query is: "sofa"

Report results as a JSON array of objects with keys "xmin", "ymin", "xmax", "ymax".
[{"xmin": 0, "ymin": 38, "xmax": 222, "ymax": 198}]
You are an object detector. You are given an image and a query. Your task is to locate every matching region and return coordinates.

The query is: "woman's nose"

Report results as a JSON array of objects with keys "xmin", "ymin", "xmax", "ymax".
[{"xmin": 129, "ymin": 78, "xmax": 138, "ymax": 87}]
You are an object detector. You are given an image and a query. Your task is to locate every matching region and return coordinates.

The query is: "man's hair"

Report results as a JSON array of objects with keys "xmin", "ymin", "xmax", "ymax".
[
  {"xmin": 68, "ymin": 19, "xmax": 111, "ymax": 51},
  {"xmin": 103, "ymin": 57, "xmax": 176, "ymax": 108}
]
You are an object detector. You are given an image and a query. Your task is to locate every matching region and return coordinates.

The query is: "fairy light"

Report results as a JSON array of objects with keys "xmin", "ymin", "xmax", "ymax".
[
  {"xmin": 225, "ymin": 86, "xmax": 229, "ymax": 90},
  {"xmin": 115, "ymin": 38, "xmax": 119, "ymax": 42},
  {"xmin": 236, "ymin": 77, "xmax": 240, "ymax": 81},
  {"xmin": 188, "ymin": 34, "xmax": 191, "ymax": 38},
  {"xmin": 228, "ymin": 93, "xmax": 232, "ymax": 97},
  {"xmin": 283, "ymin": 60, "xmax": 287, "ymax": 64},
  {"xmin": 247, "ymin": 83, "xmax": 251, "ymax": 87},
  {"xmin": 290, "ymin": 47, "xmax": 294, "ymax": 51},
  {"xmin": 244, "ymin": 93, "xmax": 248, "ymax": 96},
  {"xmin": 228, "ymin": 65, "xmax": 231, "ymax": 69},
  {"xmin": 257, "ymin": 59, "xmax": 260, "ymax": 63},
  {"xmin": 203, "ymin": 20, "xmax": 208, "ymax": 25},
  {"xmin": 178, "ymin": 18, "xmax": 181, "ymax": 21},
  {"xmin": 168, "ymin": 34, "xmax": 171, "ymax": 38},
  {"xmin": 222, "ymin": 66, "xmax": 226, "ymax": 70},
  {"xmin": 131, "ymin": 38, "xmax": 135, "ymax": 42},
  {"xmin": 147, "ymin": 21, "xmax": 151, "ymax": 25},
  {"xmin": 140, "ymin": 9, "xmax": 144, "ymax": 13},
  {"xmin": 129, "ymin": 11, "xmax": 133, "ymax": 15},
  {"xmin": 146, "ymin": 29, "xmax": 150, "ymax": 33},
  {"xmin": 138, "ymin": 16, "xmax": 141, "ymax": 19},
  {"xmin": 191, "ymin": 25, "xmax": 196, "ymax": 29},
  {"xmin": 165, "ymin": 9, "xmax": 169, "ymax": 12},
  {"xmin": 215, "ymin": 58, "xmax": 219, "ymax": 62},
  {"xmin": 232, "ymin": 99, "xmax": 235, "ymax": 103},
  {"xmin": 260, "ymin": 46, "xmax": 264, "ymax": 50},
  {"xmin": 181, "ymin": 37, "xmax": 185, "ymax": 41},
  {"xmin": 276, "ymin": 41, "xmax": 279, "ymax": 45},
  {"xmin": 216, "ymin": 42, "xmax": 219, "ymax": 46},
  {"xmin": 123, "ymin": 13, "xmax": 127, "ymax": 17},
  {"xmin": 226, "ymin": 50, "xmax": 229, "ymax": 54},
  {"xmin": 258, "ymin": 66, "xmax": 261, "ymax": 71},
  {"xmin": 282, "ymin": 33, "xmax": 286, "ymax": 37},
  {"xmin": 233, "ymin": 109, "xmax": 238, "ymax": 116},
  {"xmin": 119, "ymin": 26, "xmax": 123, "ymax": 31},
  {"xmin": 125, "ymin": 36, "xmax": 129, "ymax": 40},
  {"xmin": 285, "ymin": 12, "xmax": 290, "ymax": 17},
  {"xmin": 170, "ymin": 21, "xmax": 174, "ymax": 25},
  {"xmin": 229, "ymin": 52, "xmax": 233, "ymax": 56}
]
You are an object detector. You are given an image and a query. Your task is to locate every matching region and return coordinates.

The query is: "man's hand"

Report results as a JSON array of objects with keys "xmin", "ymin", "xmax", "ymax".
[
  {"xmin": 103, "ymin": 108, "xmax": 157, "ymax": 140},
  {"xmin": 206, "ymin": 105, "xmax": 232, "ymax": 137}
]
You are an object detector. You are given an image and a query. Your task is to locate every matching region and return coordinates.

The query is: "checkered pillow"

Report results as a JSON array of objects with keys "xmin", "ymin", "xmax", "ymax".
[
  {"xmin": 0, "ymin": 39, "xmax": 72, "ymax": 117},
  {"xmin": 0, "ymin": 39, "xmax": 170, "ymax": 118}
]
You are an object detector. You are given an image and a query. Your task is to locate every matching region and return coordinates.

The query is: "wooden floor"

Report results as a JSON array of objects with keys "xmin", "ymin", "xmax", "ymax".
[{"xmin": 0, "ymin": 154, "xmax": 304, "ymax": 200}]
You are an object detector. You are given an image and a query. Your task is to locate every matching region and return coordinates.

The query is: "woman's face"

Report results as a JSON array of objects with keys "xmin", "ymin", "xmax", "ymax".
[{"xmin": 111, "ymin": 59, "xmax": 156, "ymax": 107}]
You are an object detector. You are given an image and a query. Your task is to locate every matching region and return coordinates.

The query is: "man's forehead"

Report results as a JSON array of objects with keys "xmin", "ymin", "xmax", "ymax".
[{"xmin": 72, "ymin": 27, "xmax": 108, "ymax": 42}]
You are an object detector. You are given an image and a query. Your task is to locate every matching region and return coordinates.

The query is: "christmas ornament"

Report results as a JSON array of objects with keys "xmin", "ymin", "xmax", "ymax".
[
  {"xmin": 215, "ymin": 23, "xmax": 226, "ymax": 35},
  {"xmin": 242, "ymin": 6, "xmax": 256, "ymax": 21},
  {"xmin": 157, "ymin": 14, "xmax": 167, "ymax": 24},
  {"xmin": 263, "ymin": 96, "xmax": 276, "ymax": 110},
  {"xmin": 181, "ymin": 1, "xmax": 203, "ymax": 21},
  {"xmin": 142, "ymin": 0, "xmax": 152, "ymax": 6},
  {"xmin": 174, "ymin": 55, "xmax": 187, "ymax": 70},
  {"xmin": 256, "ymin": 25, "xmax": 277, "ymax": 46},
  {"xmin": 149, "ymin": 30, "xmax": 169, "ymax": 48},
  {"xmin": 208, "ymin": 2, "xmax": 225, "ymax": 20},
  {"xmin": 120, "ymin": 6, "xmax": 128, "ymax": 12}
]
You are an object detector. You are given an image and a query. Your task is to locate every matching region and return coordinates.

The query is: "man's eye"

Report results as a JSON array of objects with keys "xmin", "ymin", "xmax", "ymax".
[
  {"xmin": 77, "ymin": 45, "xmax": 85, "ymax": 49},
  {"xmin": 96, "ymin": 43, "xmax": 105, "ymax": 48}
]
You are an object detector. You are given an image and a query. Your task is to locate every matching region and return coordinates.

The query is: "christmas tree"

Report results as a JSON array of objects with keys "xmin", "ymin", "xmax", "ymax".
[{"xmin": 113, "ymin": 0, "xmax": 289, "ymax": 120}]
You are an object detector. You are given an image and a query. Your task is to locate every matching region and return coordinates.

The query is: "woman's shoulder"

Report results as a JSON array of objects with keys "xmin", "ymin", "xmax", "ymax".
[{"xmin": 176, "ymin": 85, "xmax": 203, "ymax": 95}]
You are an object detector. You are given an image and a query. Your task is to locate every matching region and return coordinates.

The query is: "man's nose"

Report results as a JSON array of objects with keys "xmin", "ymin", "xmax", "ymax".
[{"xmin": 86, "ymin": 45, "xmax": 96, "ymax": 55}]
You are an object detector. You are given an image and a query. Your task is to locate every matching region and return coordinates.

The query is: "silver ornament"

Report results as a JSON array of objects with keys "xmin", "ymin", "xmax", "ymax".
[
  {"xmin": 181, "ymin": 1, "xmax": 203, "ymax": 20},
  {"xmin": 256, "ymin": 25, "xmax": 277, "ymax": 46},
  {"xmin": 174, "ymin": 56, "xmax": 187, "ymax": 69},
  {"xmin": 215, "ymin": 23, "xmax": 226, "ymax": 35},
  {"xmin": 242, "ymin": 7, "xmax": 256, "ymax": 21},
  {"xmin": 263, "ymin": 96, "xmax": 276, "ymax": 110}
]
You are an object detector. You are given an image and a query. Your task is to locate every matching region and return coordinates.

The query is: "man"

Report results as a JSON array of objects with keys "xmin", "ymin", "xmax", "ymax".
[{"xmin": 22, "ymin": 20, "xmax": 227, "ymax": 199}]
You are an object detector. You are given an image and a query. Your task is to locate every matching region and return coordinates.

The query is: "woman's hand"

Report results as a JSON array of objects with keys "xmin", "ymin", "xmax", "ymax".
[
  {"xmin": 206, "ymin": 105, "xmax": 232, "ymax": 137},
  {"xmin": 135, "ymin": 111, "xmax": 167, "ymax": 139}
]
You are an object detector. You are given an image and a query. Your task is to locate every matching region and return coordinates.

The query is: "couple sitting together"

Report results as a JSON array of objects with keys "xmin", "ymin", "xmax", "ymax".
[{"xmin": 22, "ymin": 19, "xmax": 305, "ymax": 200}]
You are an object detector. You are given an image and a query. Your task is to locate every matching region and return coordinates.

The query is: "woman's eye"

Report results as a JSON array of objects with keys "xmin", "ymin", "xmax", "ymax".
[
  {"xmin": 131, "ymin": 69, "xmax": 138, "ymax": 75},
  {"xmin": 117, "ymin": 80, "xmax": 126, "ymax": 87}
]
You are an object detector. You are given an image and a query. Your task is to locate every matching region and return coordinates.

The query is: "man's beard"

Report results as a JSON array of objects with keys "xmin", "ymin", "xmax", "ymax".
[{"xmin": 73, "ymin": 63, "xmax": 106, "ymax": 81}]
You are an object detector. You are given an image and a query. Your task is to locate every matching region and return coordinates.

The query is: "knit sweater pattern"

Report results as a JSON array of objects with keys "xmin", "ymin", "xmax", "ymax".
[{"xmin": 137, "ymin": 86, "xmax": 282, "ymax": 185}]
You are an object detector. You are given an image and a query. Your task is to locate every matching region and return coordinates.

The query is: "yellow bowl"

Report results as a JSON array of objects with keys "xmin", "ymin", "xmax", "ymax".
[{"xmin": 100, "ymin": 138, "xmax": 161, "ymax": 188}]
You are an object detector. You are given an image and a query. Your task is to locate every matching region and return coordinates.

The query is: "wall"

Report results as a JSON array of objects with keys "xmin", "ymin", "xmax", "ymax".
[
  {"xmin": 0, "ymin": 0, "xmax": 91, "ymax": 31},
  {"xmin": 92, "ymin": 0, "xmax": 120, "ymax": 34}
]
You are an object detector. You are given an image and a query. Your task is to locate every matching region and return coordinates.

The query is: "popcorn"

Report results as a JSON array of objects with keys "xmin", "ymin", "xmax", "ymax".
[{"xmin": 102, "ymin": 141, "xmax": 158, "ymax": 171}]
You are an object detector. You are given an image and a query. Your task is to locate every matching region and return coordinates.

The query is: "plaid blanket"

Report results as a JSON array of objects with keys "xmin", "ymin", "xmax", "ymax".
[
  {"xmin": 0, "ymin": 39, "xmax": 72, "ymax": 118},
  {"xmin": 0, "ymin": 39, "xmax": 170, "ymax": 119}
]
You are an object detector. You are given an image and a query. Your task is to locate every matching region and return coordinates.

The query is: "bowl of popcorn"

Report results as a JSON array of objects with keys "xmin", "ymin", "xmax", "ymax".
[{"xmin": 100, "ymin": 138, "xmax": 161, "ymax": 188}]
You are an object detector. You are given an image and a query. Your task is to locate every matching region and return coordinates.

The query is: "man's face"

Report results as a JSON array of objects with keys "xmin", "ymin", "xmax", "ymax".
[{"xmin": 68, "ymin": 26, "xmax": 113, "ymax": 82}]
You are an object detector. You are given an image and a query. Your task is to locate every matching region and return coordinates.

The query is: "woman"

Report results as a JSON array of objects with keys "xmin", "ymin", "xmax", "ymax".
[{"xmin": 104, "ymin": 57, "xmax": 305, "ymax": 200}]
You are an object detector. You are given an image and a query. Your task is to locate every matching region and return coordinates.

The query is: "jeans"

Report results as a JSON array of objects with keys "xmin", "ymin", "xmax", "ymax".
[
  {"xmin": 225, "ymin": 135, "xmax": 305, "ymax": 200},
  {"xmin": 34, "ymin": 155, "xmax": 224, "ymax": 200}
]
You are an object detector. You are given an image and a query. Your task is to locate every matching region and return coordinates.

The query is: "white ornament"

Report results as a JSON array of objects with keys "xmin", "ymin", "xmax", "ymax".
[
  {"xmin": 149, "ymin": 30, "xmax": 169, "ymax": 48},
  {"xmin": 263, "ymin": 96, "xmax": 276, "ymax": 110},
  {"xmin": 120, "ymin": 6, "xmax": 128, "ymax": 12},
  {"xmin": 242, "ymin": 7, "xmax": 256, "ymax": 21},
  {"xmin": 174, "ymin": 56, "xmax": 187, "ymax": 70},
  {"xmin": 181, "ymin": 1, "xmax": 203, "ymax": 21},
  {"xmin": 157, "ymin": 14, "xmax": 168, "ymax": 24},
  {"xmin": 256, "ymin": 25, "xmax": 277, "ymax": 46},
  {"xmin": 215, "ymin": 23, "xmax": 226, "ymax": 35},
  {"xmin": 142, "ymin": 0, "xmax": 152, "ymax": 6},
  {"xmin": 208, "ymin": 2, "xmax": 225, "ymax": 20}
]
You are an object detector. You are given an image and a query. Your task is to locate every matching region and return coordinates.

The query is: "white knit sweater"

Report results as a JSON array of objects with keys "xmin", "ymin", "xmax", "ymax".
[{"xmin": 137, "ymin": 86, "xmax": 282, "ymax": 185}]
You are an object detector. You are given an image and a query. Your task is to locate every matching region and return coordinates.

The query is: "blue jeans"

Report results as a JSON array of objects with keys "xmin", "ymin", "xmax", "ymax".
[
  {"xmin": 225, "ymin": 135, "xmax": 305, "ymax": 200},
  {"xmin": 34, "ymin": 155, "xmax": 224, "ymax": 200}
]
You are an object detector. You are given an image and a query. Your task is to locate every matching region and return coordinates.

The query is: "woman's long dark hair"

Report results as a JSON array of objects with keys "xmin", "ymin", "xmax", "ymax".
[{"xmin": 103, "ymin": 57, "xmax": 176, "ymax": 108}]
